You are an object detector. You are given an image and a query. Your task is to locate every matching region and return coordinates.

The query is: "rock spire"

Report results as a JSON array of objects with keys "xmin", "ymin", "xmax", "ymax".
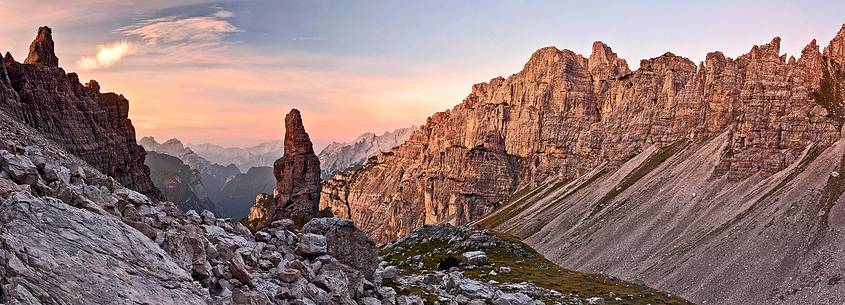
[
  {"xmin": 247, "ymin": 109, "xmax": 321, "ymax": 228},
  {"xmin": 24, "ymin": 26, "xmax": 58, "ymax": 67}
]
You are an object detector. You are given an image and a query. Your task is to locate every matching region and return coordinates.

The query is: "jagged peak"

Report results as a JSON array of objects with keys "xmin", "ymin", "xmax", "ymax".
[
  {"xmin": 742, "ymin": 36, "xmax": 782, "ymax": 62},
  {"xmin": 524, "ymin": 46, "xmax": 587, "ymax": 69},
  {"xmin": 283, "ymin": 109, "xmax": 314, "ymax": 155},
  {"xmin": 799, "ymin": 39, "xmax": 822, "ymax": 65},
  {"xmin": 589, "ymin": 41, "xmax": 613, "ymax": 60},
  {"xmin": 3, "ymin": 52, "xmax": 15, "ymax": 64},
  {"xmin": 24, "ymin": 26, "xmax": 59, "ymax": 67},
  {"xmin": 823, "ymin": 23, "xmax": 845, "ymax": 64},
  {"xmin": 139, "ymin": 136, "xmax": 158, "ymax": 144},
  {"xmin": 638, "ymin": 52, "xmax": 696, "ymax": 73},
  {"xmin": 163, "ymin": 138, "xmax": 183, "ymax": 145},
  {"xmin": 588, "ymin": 41, "xmax": 630, "ymax": 78}
]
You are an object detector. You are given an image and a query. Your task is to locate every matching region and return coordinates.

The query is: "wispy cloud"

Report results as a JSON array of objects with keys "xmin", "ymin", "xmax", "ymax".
[
  {"xmin": 118, "ymin": 9, "xmax": 239, "ymax": 46},
  {"xmin": 73, "ymin": 7, "xmax": 238, "ymax": 70},
  {"xmin": 77, "ymin": 40, "xmax": 135, "ymax": 70}
]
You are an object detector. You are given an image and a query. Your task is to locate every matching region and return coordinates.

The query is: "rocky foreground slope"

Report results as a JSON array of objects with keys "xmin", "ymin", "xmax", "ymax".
[{"xmin": 0, "ymin": 108, "xmax": 687, "ymax": 305}]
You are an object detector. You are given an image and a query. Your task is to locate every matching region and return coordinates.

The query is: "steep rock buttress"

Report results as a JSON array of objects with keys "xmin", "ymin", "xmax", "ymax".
[{"xmin": 0, "ymin": 27, "xmax": 159, "ymax": 198}]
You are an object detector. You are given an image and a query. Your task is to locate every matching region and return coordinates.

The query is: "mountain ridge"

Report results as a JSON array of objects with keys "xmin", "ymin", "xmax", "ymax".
[{"xmin": 320, "ymin": 23, "xmax": 845, "ymax": 305}]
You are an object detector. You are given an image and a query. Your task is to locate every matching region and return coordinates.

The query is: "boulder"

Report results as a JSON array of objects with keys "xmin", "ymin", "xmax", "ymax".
[
  {"xmin": 461, "ymin": 251, "xmax": 489, "ymax": 266},
  {"xmin": 493, "ymin": 292, "xmax": 533, "ymax": 305},
  {"xmin": 302, "ymin": 217, "xmax": 379, "ymax": 279},
  {"xmin": 0, "ymin": 150, "xmax": 38, "ymax": 185},
  {"xmin": 298, "ymin": 233, "xmax": 327, "ymax": 256}
]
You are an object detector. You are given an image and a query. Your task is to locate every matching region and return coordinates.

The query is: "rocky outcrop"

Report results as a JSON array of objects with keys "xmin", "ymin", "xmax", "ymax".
[
  {"xmin": 301, "ymin": 218, "xmax": 378, "ymax": 280},
  {"xmin": 379, "ymin": 224, "xmax": 694, "ymax": 305},
  {"xmin": 318, "ymin": 126, "xmax": 415, "ymax": 178},
  {"xmin": 323, "ymin": 28, "xmax": 845, "ymax": 244},
  {"xmin": 23, "ymin": 27, "xmax": 58, "ymax": 67},
  {"xmin": 0, "ymin": 27, "xmax": 159, "ymax": 198},
  {"xmin": 247, "ymin": 110, "xmax": 321, "ymax": 228}
]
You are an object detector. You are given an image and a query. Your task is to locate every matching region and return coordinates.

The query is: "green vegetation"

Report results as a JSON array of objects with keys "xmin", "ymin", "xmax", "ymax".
[
  {"xmin": 588, "ymin": 141, "xmax": 687, "ymax": 219},
  {"xmin": 812, "ymin": 62, "xmax": 845, "ymax": 125},
  {"xmin": 381, "ymin": 229, "xmax": 695, "ymax": 305}
]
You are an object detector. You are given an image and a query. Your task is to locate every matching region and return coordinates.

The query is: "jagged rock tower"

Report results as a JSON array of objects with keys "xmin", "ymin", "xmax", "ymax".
[
  {"xmin": 24, "ymin": 26, "xmax": 59, "ymax": 67},
  {"xmin": 247, "ymin": 109, "xmax": 321, "ymax": 228}
]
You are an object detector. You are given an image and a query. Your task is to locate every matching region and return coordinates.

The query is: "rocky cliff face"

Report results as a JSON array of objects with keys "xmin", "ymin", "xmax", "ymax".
[
  {"xmin": 318, "ymin": 126, "xmax": 415, "ymax": 179},
  {"xmin": 322, "ymin": 29, "xmax": 845, "ymax": 244},
  {"xmin": 0, "ymin": 27, "xmax": 159, "ymax": 198},
  {"xmin": 247, "ymin": 109, "xmax": 321, "ymax": 228}
]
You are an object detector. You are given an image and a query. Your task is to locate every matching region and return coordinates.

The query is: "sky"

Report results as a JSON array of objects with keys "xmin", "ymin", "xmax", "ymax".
[{"xmin": 2, "ymin": 0, "xmax": 845, "ymax": 150}]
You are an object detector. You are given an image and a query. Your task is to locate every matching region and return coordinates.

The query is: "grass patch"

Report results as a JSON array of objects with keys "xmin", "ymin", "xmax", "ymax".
[
  {"xmin": 381, "ymin": 227, "xmax": 694, "ymax": 305},
  {"xmin": 588, "ymin": 141, "xmax": 687, "ymax": 219}
]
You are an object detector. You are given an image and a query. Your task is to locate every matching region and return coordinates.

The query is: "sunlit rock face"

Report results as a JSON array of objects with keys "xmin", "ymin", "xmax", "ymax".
[
  {"xmin": 322, "ymin": 28, "xmax": 845, "ymax": 244},
  {"xmin": 0, "ymin": 26, "xmax": 159, "ymax": 198}
]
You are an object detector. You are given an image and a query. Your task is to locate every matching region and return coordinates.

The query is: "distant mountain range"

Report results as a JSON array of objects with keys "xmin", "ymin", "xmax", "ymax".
[
  {"xmin": 185, "ymin": 141, "xmax": 284, "ymax": 173},
  {"xmin": 318, "ymin": 126, "xmax": 416, "ymax": 178},
  {"xmin": 140, "ymin": 137, "xmax": 274, "ymax": 218}
]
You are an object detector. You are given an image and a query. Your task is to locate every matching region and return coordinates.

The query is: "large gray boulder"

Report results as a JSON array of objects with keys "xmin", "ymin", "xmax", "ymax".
[
  {"xmin": 302, "ymin": 218, "xmax": 378, "ymax": 279},
  {"xmin": 0, "ymin": 150, "xmax": 38, "ymax": 185},
  {"xmin": 0, "ymin": 191, "xmax": 206, "ymax": 304},
  {"xmin": 298, "ymin": 233, "xmax": 328, "ymax": 256}
]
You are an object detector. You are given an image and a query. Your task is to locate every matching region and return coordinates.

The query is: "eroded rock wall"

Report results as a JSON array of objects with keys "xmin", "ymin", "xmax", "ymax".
[{"xmin": 323, "ymin": 28, "xmax": 845, "ymax": 243}]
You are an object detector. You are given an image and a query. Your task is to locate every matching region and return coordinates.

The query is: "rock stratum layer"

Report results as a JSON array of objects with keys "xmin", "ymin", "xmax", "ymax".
[
  {"xmin": 323, "ymin": 23, "xmax": 845, "ymax": 305},
  {"xmin": 0, "ymin": 26, "xmax": 158, "ymax": 198}
]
